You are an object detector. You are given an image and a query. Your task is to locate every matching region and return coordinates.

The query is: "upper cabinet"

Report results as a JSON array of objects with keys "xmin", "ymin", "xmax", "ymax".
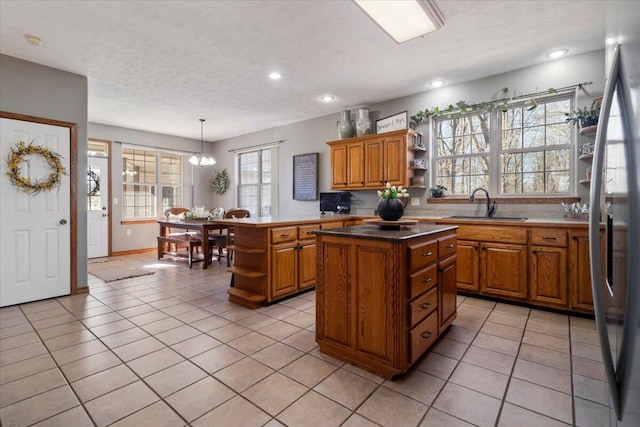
[{"xmin": 328, "ymin": 129, "xmax": 420, "ymax": 190}]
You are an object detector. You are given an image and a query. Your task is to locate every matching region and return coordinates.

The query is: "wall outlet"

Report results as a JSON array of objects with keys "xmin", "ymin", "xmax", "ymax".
[
  {"xmin": 126, "ymin": 229, "xmax": 132, "ymax": 236},
  {"xmin": 411, "ymin": 197, "xmax": 420, "ymax": 206},
  {"xmin": 113, "ymin": 198, "xmax": 118, "ymax": 205}
]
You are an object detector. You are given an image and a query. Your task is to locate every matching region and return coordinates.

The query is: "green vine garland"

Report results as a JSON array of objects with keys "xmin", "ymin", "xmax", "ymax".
[
  {"xmin": 6, "ymin": 140, "xmax": 67, "ymax": 195},
  {"xmin": 210, "ymin": 168, "xmax": 230, "ymax": 195}
]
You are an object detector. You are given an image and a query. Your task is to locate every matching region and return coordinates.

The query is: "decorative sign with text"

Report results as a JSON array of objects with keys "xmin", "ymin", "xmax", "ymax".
[
  {"xmin": 293, "ymin": 153, "xmax": 319, "ymax": 200},
  {"xmin": 376, "ymin": 111, "xmax": 408, "ymax": 134}
]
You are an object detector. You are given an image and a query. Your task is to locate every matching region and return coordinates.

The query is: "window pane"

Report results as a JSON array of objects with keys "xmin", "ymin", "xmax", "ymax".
[
  {"xmin": 261, "ymin": 150, "xmax": 271, "ymax": 184},
  {"xmin": 240, "ymin": 152, "xmax": 259, "ymax": 185},
  {"xmin": 161, "ymin": 185, "xmax": 182, "ymax": 211},
  {"xmin": 160, "ymin": 152, "xmax": 182, "ymax": 185},
  {"xmin": 438, "ymin": 138, "xmax": 454, "ymax": 156},
  {"xmin": 87, "ymin": 165, "xmax": 102, "ymax": 211},
  {"xmin": 123, "ymin": 148, "xmax": 155, "ymax": 184},
  {"xmin": 523, "ymin": 127, "xmax": 545, "ymax": 148},
  {"xmin": 499, "ymin": 95, "xmax": 573, "ymax": 195},
  {"xmin": 239, "ymin": 184, "xmax": 258, "ymax": 216},
  {"xmin": 122, "ymin": 184, "xmax": 156, "ymax": 219}
]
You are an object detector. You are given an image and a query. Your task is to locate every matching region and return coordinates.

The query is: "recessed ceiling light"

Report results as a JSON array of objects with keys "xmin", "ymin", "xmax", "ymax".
[
  {"xmin": 546, "ymin": 49, "xmax": 569, "ymax": 59},
  {"xmin": 354, "ymin": 0, "xmax": 444, "ymax": 44},
  {"xmin": 24, "ymin": 34, "xmax": 44, "ymax": 47},
  {"xmin": 269, "ymin": 72, "xmax": 282, "ymax": 80},
  {"xmin": 321, "ymin": 95, "xmax": 335, "ymax": 102},
  {"xmin": 429, "ymin": 80, "xmax": 445, "ymax": 88}
]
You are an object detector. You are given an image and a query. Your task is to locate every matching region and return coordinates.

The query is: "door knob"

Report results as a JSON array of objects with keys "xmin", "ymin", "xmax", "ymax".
[
  {"xmin": 102, "ymin": 213, "xmax": 108, "ymax": 217},
  {"xmin": 59, "ymin": 219, "xmax": 67, "ymax": 225}
]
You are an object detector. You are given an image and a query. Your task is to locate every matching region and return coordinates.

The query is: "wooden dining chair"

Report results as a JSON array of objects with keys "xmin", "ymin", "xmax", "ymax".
[
  {"xmin": 161, "ymin": 207, "xmax": 203, "ymax": 268},
  {"xmin": 223, "ymin": 208, "xmax": 250, "ymax": 267}
]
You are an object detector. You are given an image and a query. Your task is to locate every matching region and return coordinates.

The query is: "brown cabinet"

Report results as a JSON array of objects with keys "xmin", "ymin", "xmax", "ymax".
[
  {"xmin": 481, "ymin": 242, "xmax": 528, "ymax": 300},
  {"xmin": 330, "ymin": 142, "xmax": 365, "ymax": 189},
  {"xmin": 269, "ymin": 225, "xmax": 318, "ymax": 300},
  {"xmin": 436, "ymin": 218, "xmax": 602, "ymax": 315},
  {"xmin": 530, "ymin": 228, "xmax": 568, "ymax": 308},
  {"xmin": 569, "ymin": 230, "xmax": 597, "ymax": 312},
  {"xmin": 328, "ymin": 129, "xmax": 416, "ymax": 190},
  {"xmin": 316, "ymin": 226, "xmax": 456, "ymax": 379}
]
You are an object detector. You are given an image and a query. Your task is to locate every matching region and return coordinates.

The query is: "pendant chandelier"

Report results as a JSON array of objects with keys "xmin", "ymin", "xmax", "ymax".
[{"xmin": 189, "ymin": 119, "xmax": 216, "ymax": 166}]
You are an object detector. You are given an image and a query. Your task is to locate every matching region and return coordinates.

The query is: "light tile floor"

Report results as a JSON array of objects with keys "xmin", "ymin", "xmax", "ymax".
[{"xmin": 0, "ymin": 252, "xmax": 610, "ymax": 426}]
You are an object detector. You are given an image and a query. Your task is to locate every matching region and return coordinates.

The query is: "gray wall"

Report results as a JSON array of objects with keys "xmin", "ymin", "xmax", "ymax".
[
  {"xmin": 87, "ymin": 122, "xmax": 206, "ymax": 253},
  {"xmin": 209, "ymin": 50, "xmax": 606, "ymax": 219},
  {"xmin": 0, "ymin": 54, "xmax": 89, "ymax": 287}
]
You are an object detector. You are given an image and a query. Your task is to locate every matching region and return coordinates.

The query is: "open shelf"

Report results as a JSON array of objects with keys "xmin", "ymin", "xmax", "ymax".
[
  {"xmin": 579, "ymin": 153, "xmax": 593, "ymax": 161},
  {"xmin": 579, "ymin": 179, "xmax": 591, "ymax": 185},
  {"xmin": 408, "ymin": 166, "xmax": 427, "ymax": 171},
  {"xmin": 579, "ymin": 125, "xmax": 598, "ymax": 137},
  {"xmin": 409, "ymin": 145, "xmax": 426, "ymax": 152},
  {"xmin": 227, "ymin": 266, "xmax": 266, "ymax": 278}
]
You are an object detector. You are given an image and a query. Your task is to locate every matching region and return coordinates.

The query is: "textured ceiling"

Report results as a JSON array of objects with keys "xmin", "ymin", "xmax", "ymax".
[{"xmin": 0, "ymin": 1, "xmax": 606, "ymax": 142}]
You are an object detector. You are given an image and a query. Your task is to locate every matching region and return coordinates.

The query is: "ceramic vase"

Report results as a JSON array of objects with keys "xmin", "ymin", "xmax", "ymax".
[
  {"xmin": 377, "ymin": 198, "xmax": 404, "ymax": 221},
  {"xmin": 356, "ymin": 108, "xmax": 372, "ymax": 136},
  {"xmin": 337, "ymin": 110, "xmax": 354, "ymax": 139}
]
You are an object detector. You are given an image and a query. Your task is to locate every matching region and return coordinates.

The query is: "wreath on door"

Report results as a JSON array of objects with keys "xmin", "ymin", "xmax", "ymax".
[
  {"xmin": 210, "ymin": 168, "xmax": 230, "ymax": 195},
  {"xmin": 5, "ymin": 140, "xmax": 67, "ymax": 195},
  {"xmin": 87, "ymin": 169, "xmax": 100, "ymax": 196}
]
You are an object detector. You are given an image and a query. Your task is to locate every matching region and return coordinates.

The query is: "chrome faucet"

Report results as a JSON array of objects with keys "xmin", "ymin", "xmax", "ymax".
[{"xmin": 469, "ymin": 187, "xmax": 497, "ymax": 217}]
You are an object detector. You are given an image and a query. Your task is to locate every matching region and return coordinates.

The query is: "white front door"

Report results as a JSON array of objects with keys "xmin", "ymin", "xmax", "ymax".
[
  {"xmin": 0, "ymin": 118, "xmax": 71, "ymax": 307},
  {"xmin": 87, "ymin": 156, "xmax": 109, "ymax": 258}
]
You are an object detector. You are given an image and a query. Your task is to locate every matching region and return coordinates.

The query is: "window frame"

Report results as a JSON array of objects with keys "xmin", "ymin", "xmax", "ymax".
[
  {"xmin": 121, "ymin": 146, "xmax": 191, "ymax": 220},
  {"xmin": 236, "ymin": 146, "xmax": 279, "ymax": 217},
  {"xmin": 431, "ymin": 92, "xmax": 576, "ymax": 198}
]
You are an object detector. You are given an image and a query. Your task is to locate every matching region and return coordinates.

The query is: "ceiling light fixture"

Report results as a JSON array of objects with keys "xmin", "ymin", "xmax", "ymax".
[
  {"xmin": 269, "ymin": 72, "xmax": 282, "ymax": 80},
  {"xmin": 353, "ymin": 0, "xmax": 444, "ymax": 44},
  {"xmin": 429, "ymin": 79, "xmax": 445, "ymax": 88},
  {"xmin": 24, "ymin": 34, "xmax": 44, "ymax": 47},
  {"xmin": 546, "ymin": 49, "xmax": 569, "ymax": 59},
  {"xmin": 189, "ymin": 119, "xmax": 216, "ymax": 167},
  {"xmin": 321, "ymin": 95, "xmax": 335, "ymax": 102}
]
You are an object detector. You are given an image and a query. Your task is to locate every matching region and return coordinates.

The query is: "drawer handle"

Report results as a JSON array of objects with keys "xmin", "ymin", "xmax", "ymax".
[
  {"xmin": 421, "ymin": 277, "xmax": 432, "ymax": 283},
  {"xmin": 542, "ymin": 236, "xmax": 557, "ymax": 241},
  {"xmin": 280, "ymin": 234, "xmax": 290, "ymax": 238},
  {"xmin": 421, "ymin": 331, "xmax": 432, "ymax": 339},
  {"xmin": 446, "ymin": 243, "xmax": 454, "ymax": 248},
  {"xmin": 421, "ymin": 303, "xmax": 432, "ymax": 309},
  {"xmin": 422, "ymin": 251, "xmax": 433, "ymax": 257}
]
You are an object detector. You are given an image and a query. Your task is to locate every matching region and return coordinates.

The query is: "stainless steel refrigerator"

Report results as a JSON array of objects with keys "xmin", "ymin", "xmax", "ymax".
[{"xmin": 589, "ymin": 2, "xmax": 640, "ymax": 426}]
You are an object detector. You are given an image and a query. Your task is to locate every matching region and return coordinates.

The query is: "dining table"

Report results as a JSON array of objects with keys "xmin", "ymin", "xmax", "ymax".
[{"xmin": 157, "ymin": 219, "xmax": 227, "ymax": 269}]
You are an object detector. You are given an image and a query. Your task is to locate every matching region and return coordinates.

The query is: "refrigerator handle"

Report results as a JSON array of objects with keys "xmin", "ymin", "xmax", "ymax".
[{"xmin": 589, "ymin": 44, "xmax": 621, "ymax": 420}]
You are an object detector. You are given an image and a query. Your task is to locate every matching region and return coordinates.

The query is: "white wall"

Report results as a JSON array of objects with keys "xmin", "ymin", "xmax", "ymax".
[
  {"xmin": 0, "ymin": 54, "xmax": 89, "ymax": 287},
  {"xmin": 209, "ymin": 50, "xmax": 606, "ymax": 219}
]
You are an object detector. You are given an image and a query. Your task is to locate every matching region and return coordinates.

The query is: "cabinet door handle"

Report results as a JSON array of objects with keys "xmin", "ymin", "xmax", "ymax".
[
  {"xmin": 542, "ymin": 236, "xmax": 557, "ymax": 241},
  {"xmin": 280, "ymin": 234, "xmax": 290, "ymax": 238},
  {"xmin": 532, "ymin": 250, "xmax": 537, "ymax": 254},
  {"xmin": 572, "ymin": 235, "xmax": 578, "ymax": 240},
  {"xmin": 421, "ymin": 331, "xmax": 432, "ymax": 339},
  {"xmin": 422, "ymin": 251, "xmax": 433, "ymax": 257},
  {"xmin": 421, "ymin": 303, "xmax": 431, "ymax": 309},
  {"xmin": 446, "ymin": 243, "xmax": 454, "ymax": 248},
  {"xmin": 421, "ymin": 277, "xmax": 432, "ymax": 283}
]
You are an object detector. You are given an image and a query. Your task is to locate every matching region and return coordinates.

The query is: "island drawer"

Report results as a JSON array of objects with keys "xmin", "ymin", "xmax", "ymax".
[
  {"xmin": 410, "ymin": 311, "xmax": 438, "ymax": 363},
  {"xmin": 409, "ymin": 264, "xmax": 437, "ymax": 298},
  {"xmin": 408, "ymin": 240, "xmax": 438, "ymax": 272},
  {"xmin": 270, "ymin": 226, "xmax": 298, "ymax": 244},
  {"xmin": 298, "ymin": 224, "xmax": 320, "ymax": 240},
  {"xmin": 438, "ymin": 235, "xmax": 457, "ymax": 258},
  {"xmin": 409, "ymin": 286, "xmax": 437, "ymax": 327},
  {"xmin": 530, "ymin": 228, "xmax": 567, "ymax": 247}
]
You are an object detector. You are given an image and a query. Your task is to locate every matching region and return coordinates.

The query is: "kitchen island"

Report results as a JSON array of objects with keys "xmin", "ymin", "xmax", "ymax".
[
  {"xmin": 314, "ymin": 223, "xmax": 457, "ymax": 379},
  {"xmin": 219, "ymin": 215, "xmax": 360, "ymax": 308}
]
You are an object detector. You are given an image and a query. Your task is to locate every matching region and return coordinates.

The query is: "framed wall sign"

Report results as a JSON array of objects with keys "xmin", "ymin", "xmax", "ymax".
[
  {"xmin": 376, "ymin": 111, "xmax": 408, "ymax": 133},
  {"xmin": 293, "ymin": 153, "xmax": 319, "ymax": 200}
]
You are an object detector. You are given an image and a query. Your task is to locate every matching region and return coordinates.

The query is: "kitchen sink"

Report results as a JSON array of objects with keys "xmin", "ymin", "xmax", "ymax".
[{"xmin": 446, "ymin": 215, "xmax": 528, "ymax": 221}]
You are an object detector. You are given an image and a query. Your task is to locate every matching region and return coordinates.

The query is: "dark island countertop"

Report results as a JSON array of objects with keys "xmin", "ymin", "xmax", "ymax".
[{"xmin": 312, "ymin": 223, "xmax": 457, "ymax": 242}]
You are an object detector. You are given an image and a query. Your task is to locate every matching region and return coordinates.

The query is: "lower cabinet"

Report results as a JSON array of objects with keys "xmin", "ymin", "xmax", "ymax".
[
  {"xmin": 481, "ymin": 242, "xmax": 528, "ymax": 300},
  {"xmin": 269, "ymin": 225, "xmax": 319, "ymax": 300},
  {"xmin": 456, "ymin": 240, "xmax": 480, "ymax": 292},
  {"xmin": 569, "ymin": 230, "xmax": 597, "ymax": 313},
  {"xmin": 316, "ymin": 227, "xmax": 457, "ymax": 379}
]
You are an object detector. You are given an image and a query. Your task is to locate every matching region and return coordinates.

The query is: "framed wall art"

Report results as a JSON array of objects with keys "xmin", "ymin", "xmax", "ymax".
[
  {"xmin": 376, "ymin": 111, "xmax": 408, "ymax": 133},
  {"xmin": 293, "ymin": 152, "xmax": 319, "ymax": 200}
]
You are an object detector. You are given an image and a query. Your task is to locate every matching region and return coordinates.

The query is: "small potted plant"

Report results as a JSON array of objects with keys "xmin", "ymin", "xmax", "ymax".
[
  {"xmin": 377, "ymin": 183, "xmax": 410, "ymax": 221},
  {"xmin": 430, "ymin": 184, "xmax": 447, "ymax": 198},
  {"xmin": 565, "ymin": 104, "xmax": 600, "ymax": 129}
]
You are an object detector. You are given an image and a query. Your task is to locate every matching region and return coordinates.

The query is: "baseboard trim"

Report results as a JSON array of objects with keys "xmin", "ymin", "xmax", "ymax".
[{"xmin": 111, "ymin": 247, "xmax": 156, "ymax": 256}]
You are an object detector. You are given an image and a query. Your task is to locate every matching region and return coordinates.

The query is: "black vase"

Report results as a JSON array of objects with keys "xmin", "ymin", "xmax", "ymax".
[{"xmin": 377, "ymin": 198, "xmax": 404, "ymax": 221}]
